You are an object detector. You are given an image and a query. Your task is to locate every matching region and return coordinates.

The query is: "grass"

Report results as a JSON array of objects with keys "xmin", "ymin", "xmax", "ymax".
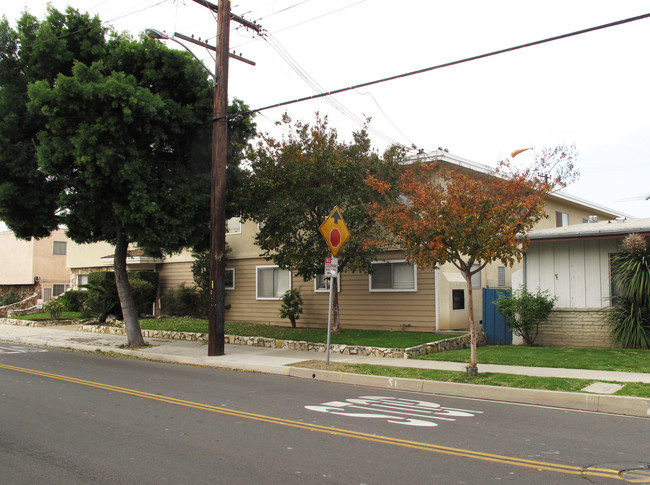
[
  {"xmin": 139, "ymin": 317, "xmax": 455, "ymax": 349},
  {"xmin": 294, "ymin": 361, "xmax": 650, "ymax": 398},
  {"xmin": 14, "ymin": 311, "xmax": 82, "ymax": 321},
  {"xmin": 415, "ymin": 345, "xmax": 650, "ymax": 373}
]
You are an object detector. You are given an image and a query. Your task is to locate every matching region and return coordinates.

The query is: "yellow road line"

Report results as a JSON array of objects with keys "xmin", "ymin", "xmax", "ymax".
[{"xmin": 0, "ymin": 363, "xmax": 632, "ymax": 482}]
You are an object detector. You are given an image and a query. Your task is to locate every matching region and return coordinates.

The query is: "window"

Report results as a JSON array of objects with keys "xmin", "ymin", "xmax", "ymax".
[
  {"xmin": 77, "ymin": 274, "xmax": 89, "ymax": 290},
  {"xmin": 53, "ymin": 284, "xmax": 69, "ymax": 297},
  {"xmin": 225, "ymin": 268, "xmax": 235, "ymax": 290},
  {"xmin": 452, "ymin": 289, "xmax": 465, "ymax": 310},
  {"xmin": 370, "ymin": 261, "xmax": 416, "ymax": 292},
  {"xmin": 556, "ymin": 211, "xmax": 569, "ymax": 227},
  {"xmin": 314, "ymin": 274, "xmax": 341, "ymax": 292},
  {"xmin": 226, "ymin": 217, "xmax": 241, "ymax": 235},
  {"xmin": 53, "ymin": 241, "xmax": 67, "ymax": 255},
  {"xmin": 498, "ymin": 266, "xmax": 506, "ymax": 287},
  {"xmin": 256, "ymin": 266, "xmax": 291, "ymax": 299}
]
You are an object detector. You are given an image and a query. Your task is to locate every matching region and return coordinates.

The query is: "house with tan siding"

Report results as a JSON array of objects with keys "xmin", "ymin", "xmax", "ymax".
[{"xmin": 67, "ymin": 151, "xmax": 625, "ymax": 333}]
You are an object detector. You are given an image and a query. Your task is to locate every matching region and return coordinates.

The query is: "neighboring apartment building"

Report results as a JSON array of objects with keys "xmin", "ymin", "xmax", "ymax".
[
  {"xmin": 67, "ymin": 150, "xmax": 626, "ymax": 333},
  {"xmin": 0, "ymin": 228, "xmax": 72, "ymax": 301}
]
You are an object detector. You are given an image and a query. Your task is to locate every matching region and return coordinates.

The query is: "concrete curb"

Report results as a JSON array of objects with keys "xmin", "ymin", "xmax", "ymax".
[
  {"xmin": 287, "ymin": 366, "xmax": 650, "ymax": 418},
  {"xmin": 2, "ymin": 330, "xmax": 649, "ymax": 419}
]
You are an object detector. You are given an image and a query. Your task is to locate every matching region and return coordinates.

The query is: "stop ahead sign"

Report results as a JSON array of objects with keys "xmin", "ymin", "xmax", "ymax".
[{"xmin": 319, "ymin": 206, "xmax": 350, "ymax": 256}]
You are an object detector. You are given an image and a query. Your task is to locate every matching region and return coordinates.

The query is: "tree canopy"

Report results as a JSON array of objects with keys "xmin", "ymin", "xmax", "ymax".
[
  {"xmin": 239, "ymin": 114, "xmax": 404, "ymax": 331},
  {"xmin": 366, "ymin": 145, "xmax": 578, "ymax": 372},
  {"xmin": 0, "ymin": 7, "xmax": 256, "ymax": 346}
]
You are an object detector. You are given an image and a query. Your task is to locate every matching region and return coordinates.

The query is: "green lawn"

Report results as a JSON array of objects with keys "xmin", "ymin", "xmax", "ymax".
[
  {"xmin": 294, "ymin": 361, "xmax": 650, "ymax": 398},
  {"xmin": 415, "ymin": 345, "xmax": 650, "ymax": 373},
  {"xmin": 139, "ymin": 318, "xmax": 455, "ymax": 349},
  {"xmin": 13, "ymin": 312, "xmax": 82, "ymax": 321}
]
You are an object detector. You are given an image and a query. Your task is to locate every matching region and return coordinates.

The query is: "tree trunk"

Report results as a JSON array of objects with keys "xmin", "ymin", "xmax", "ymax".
[
  {"xmin": 114, "ymin": 223, "xmax": 145, "ymax": 348},
  {"xmin": 465, "ymin": 272, "xmax": 478, "ymax": 375},
  {"xmin": 331, "ymin": 276, "xmax": 341, "ymax": 333}
]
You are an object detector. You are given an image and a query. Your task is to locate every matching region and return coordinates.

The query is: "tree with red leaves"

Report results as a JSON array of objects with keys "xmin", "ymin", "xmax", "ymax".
[{"xmin": 366, "ymin": 146, "xmax": 578, "ymax": 374}]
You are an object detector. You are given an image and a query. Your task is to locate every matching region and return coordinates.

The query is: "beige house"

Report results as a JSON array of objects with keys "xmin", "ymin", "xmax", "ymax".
[
  {"xmin": 0, "ymin": 228, "xmax": 72, "ymax": 301},
  {"xmin": 520, "ymin": 217, "xmax": 650, "ymax": 347},
  {"xmin": 67, "ymin": 150, "xmax": 625, "ymax": 333}
]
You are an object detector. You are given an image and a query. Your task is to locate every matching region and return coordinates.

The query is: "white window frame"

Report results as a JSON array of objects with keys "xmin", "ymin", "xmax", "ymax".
[
  {"xmin": 77, "ymin": 274, "xmax": 89, "ymax": 290},
  {"xmin": 226, "ymin": 217, "xmax": 242, "ymax": 235},
  {"xmin": 314, "ymin": 274, "xmax": 341, "ymax": 293},
  {"xmin": 53, "ymin": 241, "xmax": 67, "ymax": 255},
  {"xmin": 256, "ymin": 265, "xmax": 292, "ymax": 300},
  {"xmin": 52, "ymin": 284, "xmax": 69, "ymax": 297},
  {"xmin": 556, "ymin": 211, "xmax": 569, "ymax": 227},
  {"xmin": 225, "ymin": 268, "xmax": 235, "ymax": 290},
  {"xmin": 369, "ymin": 260, "xmax": 417, "ymax": 292}
]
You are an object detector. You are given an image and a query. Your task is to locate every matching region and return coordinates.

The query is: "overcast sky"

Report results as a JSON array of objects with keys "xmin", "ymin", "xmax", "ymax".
[{"xmin": 2, "ymin": 0, "xmax": 649, "ymax": 233}]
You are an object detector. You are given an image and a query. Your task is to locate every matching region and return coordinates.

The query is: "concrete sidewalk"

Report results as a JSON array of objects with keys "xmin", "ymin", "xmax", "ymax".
[{"xmin": 1, "ymin": 323, "xmax": 649, "ymax": 418}]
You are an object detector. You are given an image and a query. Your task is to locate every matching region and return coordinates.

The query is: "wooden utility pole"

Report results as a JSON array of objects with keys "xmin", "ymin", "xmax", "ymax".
[{"xmin": 198, "ymin": 0, "xmax": 259, "ymax": 356}]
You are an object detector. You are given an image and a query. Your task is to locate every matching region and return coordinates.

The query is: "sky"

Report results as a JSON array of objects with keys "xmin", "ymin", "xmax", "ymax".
[{"xmin": 1, "ymin": 0, "xmax": 649, "ymax": 233}]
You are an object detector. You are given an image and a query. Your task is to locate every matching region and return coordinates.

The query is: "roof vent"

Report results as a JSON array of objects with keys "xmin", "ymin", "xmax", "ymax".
[
  {"xmin": 616, "ymin": 216, "xmax": 627, "ymax": 223},
  {"xmin": 588, "ymin": 215, "xmax": 598, "ymax": 223}
]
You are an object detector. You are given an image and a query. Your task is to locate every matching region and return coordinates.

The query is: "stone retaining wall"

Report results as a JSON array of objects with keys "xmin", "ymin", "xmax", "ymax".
[
  {"xmin": 0, "ymin": 293, "xmax": 39, "ymax": 318},
  {"xmin": 0, "ymin": 317, "xmax": 484, "ymax": 358},
  {"xmin": 78, "ymin": 324, "xmax": 482, "ymax": 359}
]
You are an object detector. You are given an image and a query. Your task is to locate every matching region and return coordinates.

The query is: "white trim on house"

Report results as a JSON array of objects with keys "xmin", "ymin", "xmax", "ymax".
[
  {"xmin": 369, "ymin": 259, "xmax": 417, "ymax": 292},
  {"xmin": 255, "ymin": 265, "xmax": 291, "ymax": 300}
]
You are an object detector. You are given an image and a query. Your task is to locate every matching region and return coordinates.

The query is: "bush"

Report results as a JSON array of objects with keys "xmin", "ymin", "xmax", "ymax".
[
  {"xmin": 84, "ymin": 271, "xmax": 159, "ymax": 320},
  {"xmin": 44, "ymin": 299, "xmax": 65, "ymax": 322},
  {"xmin": 0, "ymin": 289, "xmax": 22, "ymax": 306},
  {"xmin": 495, "ymin": 288, "xmax": 556, "ymax": 346},
  {"xmin": 280, "ymin": 289, "xmax": 303, "ymax": 328},
  {"xmin": 58, "ymin": 290, "xmax": 87, "ymax": 312},
  {"xmin": 607, "ymin": 234, "xmax": 650, "ymax": 349},
  {"xmin": 129, "ymin": 278, "xmax": 156, "ymax": 316},
  {"xmin": 160, "ymin": 284, "xmax": 207, "ymax": 318}
]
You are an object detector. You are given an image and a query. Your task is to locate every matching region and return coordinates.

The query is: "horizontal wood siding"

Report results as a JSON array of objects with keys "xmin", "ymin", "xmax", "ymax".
[
  {"xmin": 158, "ymin": 262, "xmax": 194, "ymax": 292},
  {"xmin": 224, "ymin": 258, "xmax": 437, "ymax": 332}
]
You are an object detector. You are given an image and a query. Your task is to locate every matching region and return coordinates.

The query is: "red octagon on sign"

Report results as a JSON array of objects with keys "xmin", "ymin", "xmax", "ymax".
[{"xmin": 330, "ymin": 228, "xmax": 341, "ymax": 248}]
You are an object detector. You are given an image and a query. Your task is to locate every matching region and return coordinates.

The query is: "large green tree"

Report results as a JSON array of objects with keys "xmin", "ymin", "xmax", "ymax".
[
  {"xmin": 239, "ymin": 114, "xmax": 403, "ymax": 332},
  {"xmin": 0, "ymin": 7, "xmax": 255, "ymax": 346}
]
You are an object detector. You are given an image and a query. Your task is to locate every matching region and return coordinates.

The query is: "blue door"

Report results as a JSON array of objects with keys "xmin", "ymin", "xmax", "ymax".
[{"xmin": 482, "ymin": 288, "xmax": 512, "ymax": 345}]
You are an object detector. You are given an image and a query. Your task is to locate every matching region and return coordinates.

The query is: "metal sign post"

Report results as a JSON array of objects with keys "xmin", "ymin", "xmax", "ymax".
[{"xmin": 324, "ymin": 256, "xmax": 338, "ymax": 364}]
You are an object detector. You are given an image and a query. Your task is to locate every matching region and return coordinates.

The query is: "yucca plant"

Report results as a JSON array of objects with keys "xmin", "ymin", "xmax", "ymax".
[{"xmin": 606, "ymin": 233, "xmax": 650, "ymax": 349}]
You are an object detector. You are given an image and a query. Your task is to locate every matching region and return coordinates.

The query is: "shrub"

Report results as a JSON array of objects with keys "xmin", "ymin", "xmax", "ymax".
[
  {"xmin": 58, "ymin": 290, "xmax": 87, "ymax": 312},
  {"xmin": 0, "ymin": 289, "xmax": 22, "ymax": 306},
  {"xmin": 607, "ymin": 234, "xmax": 650, "ymax": 349},
  {"xmin": 160, "ymin": 284, "xmax": 207, "ymax": 318},
  {"xmin": 44, "ymin": 298, "xmax": 65, "ymax": 322},
  {"xmin": 129, "ymin": 278, "xmax": 156, "ymax": 316},
  {"xmin": 495, "ymin": 288, "xmax": 556, "ymax": 346},
  {"xmin": 280, "ymin": 289, "xmax": 303, "ymax": 328}
]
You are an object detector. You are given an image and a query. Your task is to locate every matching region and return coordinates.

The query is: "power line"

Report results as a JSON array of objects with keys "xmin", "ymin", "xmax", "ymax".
[{"xmin": 251, "ymin": 11, "xmax": 650, "ymax": 113}]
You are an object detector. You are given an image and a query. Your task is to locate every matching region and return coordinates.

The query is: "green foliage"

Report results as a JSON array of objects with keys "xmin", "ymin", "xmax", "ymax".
[
  {"xmin": 129, "ymin": 278, "xmax": 155, "ymax": 316},
  {"xmin": 606, "ymin": 234, "xmax": 650, "ymax": 349},
  {"xmin": 240, "ymin": 113, "xmax": 403, "ymax": 280},
  {"xmin": 495, "ymin": 288, "xmax": 556, "ymax": 346},
  {"xmin": 159, "ymin": 284, "xmax": 207, "ymax": 318},
  {"xmin": 44, "ymin": 298, "xmax": 65, "ymax": 321},
  {"xmin": 0, "ymin": 7, "xmax": 256, "ymax": 346},
  {"xmin": 0, "ymin": 289, "xmax": 22, "ymax": 306},
  {"xmin": 191, "ymin": 250, "xmax": 210, "ymax": 295},
  {"xmin": 57, "ymin": 290, "xmax": 87, "ymax": 312},
  {"xmin": 279, "ymin": 289, "xmax": 303, "ymax": 328}
]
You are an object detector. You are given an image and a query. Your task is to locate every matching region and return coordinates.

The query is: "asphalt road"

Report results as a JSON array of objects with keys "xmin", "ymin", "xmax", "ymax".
[{"xmin": 1, "ymin": 342, "xmax": 648, "ymax": 484}]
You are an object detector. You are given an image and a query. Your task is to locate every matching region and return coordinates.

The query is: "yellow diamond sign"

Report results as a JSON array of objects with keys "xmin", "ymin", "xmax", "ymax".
[{"xmin": 320, "ymin": 206, "xmax": 350, "ymax": 256}]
